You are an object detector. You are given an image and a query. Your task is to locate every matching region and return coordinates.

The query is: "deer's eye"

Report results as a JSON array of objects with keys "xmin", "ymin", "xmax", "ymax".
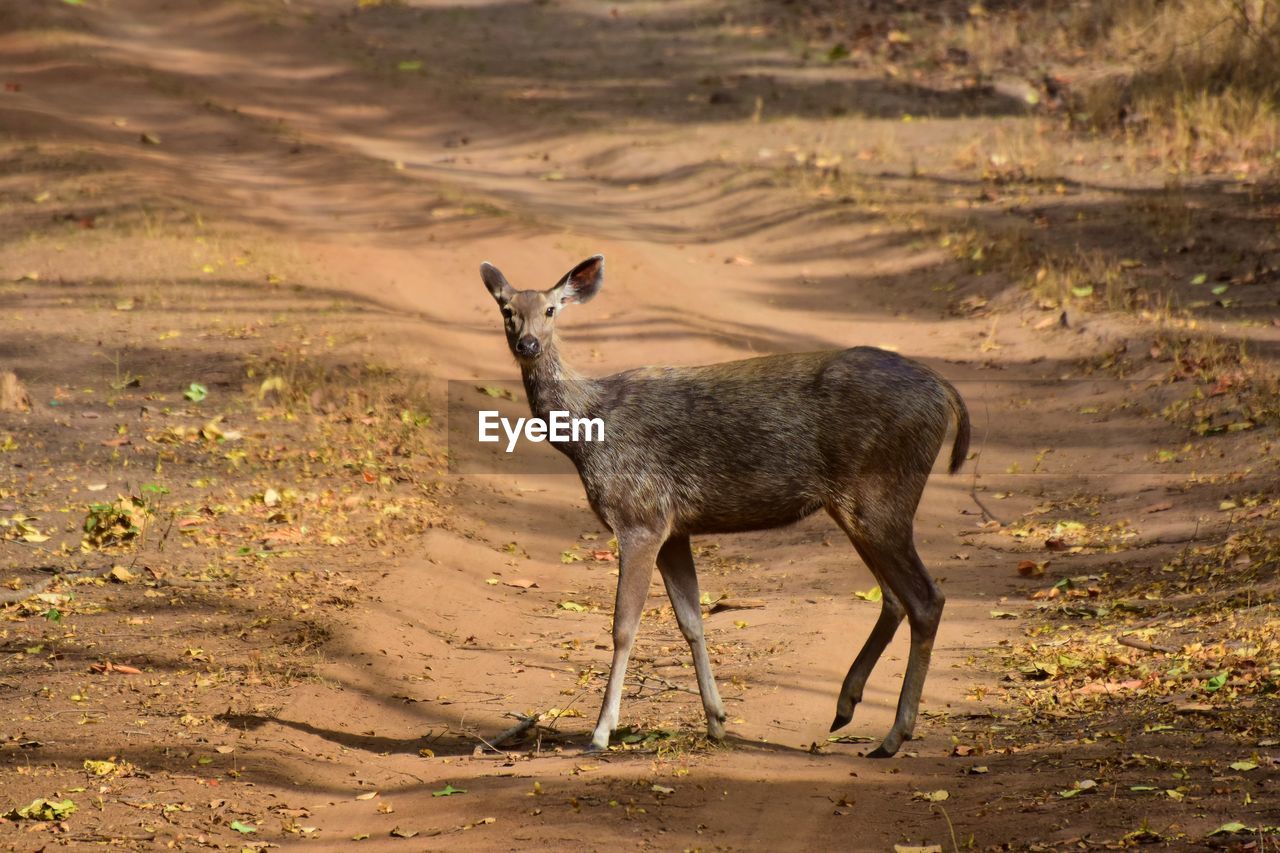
[
  {"xmin": 501, "ymin": 307, "xmax": 514, "ymax": 319},
  {"xmin": 545, "ymin": 306, "xmax": 555, "ymax": 317}
]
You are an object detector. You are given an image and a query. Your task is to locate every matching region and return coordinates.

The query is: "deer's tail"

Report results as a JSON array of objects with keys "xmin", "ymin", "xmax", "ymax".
[{"xmin": 944, "ymin": 380, "xmax": 970, "ymax": 475}]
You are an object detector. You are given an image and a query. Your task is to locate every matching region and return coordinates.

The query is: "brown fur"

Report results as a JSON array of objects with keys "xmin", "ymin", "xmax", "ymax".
[{"xmin": 481, "ymin": 255, "xmax": 969, "ymax": 756}]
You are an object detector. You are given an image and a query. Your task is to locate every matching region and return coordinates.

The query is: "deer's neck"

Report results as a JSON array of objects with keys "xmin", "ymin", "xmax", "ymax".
[{"xmin": 519, "ymin": 338, "xmax": 600, "ymax": 425}]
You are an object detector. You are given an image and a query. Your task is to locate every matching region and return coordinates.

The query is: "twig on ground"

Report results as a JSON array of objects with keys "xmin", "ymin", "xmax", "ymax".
[
  {"xmin": 0, "ymin": 565, "xmax": 116, "ymax": 606},
  {"xmin": 1116, "ymin": 635, "xmax": 1177, "ymax": 654},
  {"xmin": 968, "ymin": 395, "xmax": 1006, "ymax": 526},
  {"xmin": 491, "ymin": 714, "xmax": 541, "ymax": 747},
  {"xmin": 472, "ymin": 730, "xmax": 513, "ymax": 756},
  {"xmin": 630, "ymin": 672, "xmax": 700, "ymax": 698}
]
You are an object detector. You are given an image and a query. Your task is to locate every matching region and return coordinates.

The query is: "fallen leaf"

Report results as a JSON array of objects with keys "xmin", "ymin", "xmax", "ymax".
[
  {"xmin": 1071, "ymin": 679, "xmax": 1143, "ymax": 696},
  {"xmin": 432, "ymin": 784, "xmax": 466, "ymax": 797},
  {"xmin": 546, "ymin": 707, "xmax": 583, "ymax": 719},
  {"xmin": 1059, "ymin": 779, "xmax": 1097, "ymax": 798},
  {"xmin": 1203, "ymin": 671, "xmax": 1229, "ymax": 692},
  {"xmin": 1207, "ymin": 821, "xmax": 1250, "ymax": 837},
  {"xmin": 913, "ymin": 789, "xmax": 949, "ymax": 802},
  {"xmin": 854, "ymin": 587, "xmax": 882, "ymax": 602},
  {"xmin": 355, "ymin": 791, "xmax": 378, "ymax": 801},
  {"xmin": 5, "ymin": 798, "xmax": 77, "ymax": 821},
  {"xmin": 229, "ymin": 821, "xmax": 256, "ymax": 834},
  {"xmin": 504, "ymin": 579, "xmax": 538, "ymax": 589},
  {"xmin": 89, "ymin": 661, "xmax": 142, "ymax": 675},
  {"xmin": 1016, "ymin": 559, "xmax": 1046, "ymax": 577}
]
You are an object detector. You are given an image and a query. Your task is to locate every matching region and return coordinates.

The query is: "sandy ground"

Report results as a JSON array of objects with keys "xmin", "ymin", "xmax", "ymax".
[{"xmin": 1, "ymin": 0, "xmax": 1277, "ymax": 849}]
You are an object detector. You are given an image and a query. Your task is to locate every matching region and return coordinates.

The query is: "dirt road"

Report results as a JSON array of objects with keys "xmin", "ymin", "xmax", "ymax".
[{"xmin": 1, "ymin": 0, "xmax": 1276, "ymax": 849}]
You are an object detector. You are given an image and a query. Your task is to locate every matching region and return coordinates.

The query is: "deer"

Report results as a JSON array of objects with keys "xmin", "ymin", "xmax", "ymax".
[{"xmin": 479, "ymin": 254, "xmax": 970, "ymax": 757}]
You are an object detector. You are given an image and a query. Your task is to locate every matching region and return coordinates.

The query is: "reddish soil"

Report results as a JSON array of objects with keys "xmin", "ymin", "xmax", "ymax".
[{"xmin": 0, "ymin": 0, "xmax": 1276, "ymax": 850}]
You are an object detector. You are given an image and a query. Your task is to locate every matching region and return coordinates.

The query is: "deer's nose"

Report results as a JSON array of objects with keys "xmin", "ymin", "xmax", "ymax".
[{"xmin": 516, "ymin": 335, "xmax": 541, "ymax": 357}]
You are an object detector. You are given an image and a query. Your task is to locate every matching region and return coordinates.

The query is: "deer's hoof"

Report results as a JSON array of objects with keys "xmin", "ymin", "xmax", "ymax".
[
  {"xmin": 706, "ymin": 718, "xmax": 726, "ymax": 742},
  {"xmin": 829, "ymin": 711, "xmax": 853, "ymax": 733},
  {"xmin": 867, "ymin": 737, "xmax": 902, "ymax": 759}
]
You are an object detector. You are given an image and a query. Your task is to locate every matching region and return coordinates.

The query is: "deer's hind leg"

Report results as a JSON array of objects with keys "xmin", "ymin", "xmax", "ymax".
[
  {"xmin": 827, "ymin": 496, "xmax": 944, "ymax": 758},
  {"xmin": 826, "ymin": 503, "xmax": 905, "ymax": 732}
]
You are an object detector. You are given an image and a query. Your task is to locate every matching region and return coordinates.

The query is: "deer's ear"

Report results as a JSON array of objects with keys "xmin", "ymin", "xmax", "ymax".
[
  {"xmin": 551, "ymin": 255, "xmax": 603, "ymax": 305},
  {"xmin": 480, "ymin": 262, "xmax": 514, "ymax": 304}
]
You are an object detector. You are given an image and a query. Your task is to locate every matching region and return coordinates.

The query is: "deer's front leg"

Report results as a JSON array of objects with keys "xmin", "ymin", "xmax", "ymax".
[{"xmin": 588, "ymin": 528, "xmax": 663, "ymax": 751}]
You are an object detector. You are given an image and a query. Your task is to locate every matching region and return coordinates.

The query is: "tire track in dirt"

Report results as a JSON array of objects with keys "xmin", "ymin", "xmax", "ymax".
[{"xmin": 2, "ymin": 0, "xmax": 1178, "ymax": 848}]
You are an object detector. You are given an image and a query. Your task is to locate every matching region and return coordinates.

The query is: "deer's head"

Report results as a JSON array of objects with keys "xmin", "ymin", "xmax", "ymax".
[{"xmin": 480, "ymin": 255, "xmax": 603, "ymax": 363}]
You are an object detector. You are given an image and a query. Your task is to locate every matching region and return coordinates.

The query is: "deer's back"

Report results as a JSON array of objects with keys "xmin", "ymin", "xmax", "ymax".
[{"xmin": 573, "ymin": 347, "xmax": 954, "ymax": 535}]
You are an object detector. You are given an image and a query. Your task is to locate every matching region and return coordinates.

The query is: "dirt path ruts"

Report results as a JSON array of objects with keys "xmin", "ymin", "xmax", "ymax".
[{"xmin": 3, "ymin": 0, "xmax": 1270, "ymax": 849}]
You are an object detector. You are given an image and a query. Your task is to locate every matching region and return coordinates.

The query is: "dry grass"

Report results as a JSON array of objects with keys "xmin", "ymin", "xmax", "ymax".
[
  {"xmin": 983, "ymin": 0, "xmax": 1280, "ymax": 168},
  {"xmin": 770, "ymin": 0, "xmax": 1280, "ymax": 170},
  {"xmin": 1069, "ymin": 0, "xmax": 1280, "ymax": 167}
]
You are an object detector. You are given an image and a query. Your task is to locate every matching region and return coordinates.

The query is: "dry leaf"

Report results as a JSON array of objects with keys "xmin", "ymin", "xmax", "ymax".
[{"xmin": 1016, "ymin": 560, "xmax": 1045, "ymax": 577}]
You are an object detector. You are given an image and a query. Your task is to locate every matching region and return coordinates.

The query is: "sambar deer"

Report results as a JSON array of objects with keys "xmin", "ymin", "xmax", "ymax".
[{"xmin": 479, "ymin": 255, "xmax": 968, "ymax": 757}]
